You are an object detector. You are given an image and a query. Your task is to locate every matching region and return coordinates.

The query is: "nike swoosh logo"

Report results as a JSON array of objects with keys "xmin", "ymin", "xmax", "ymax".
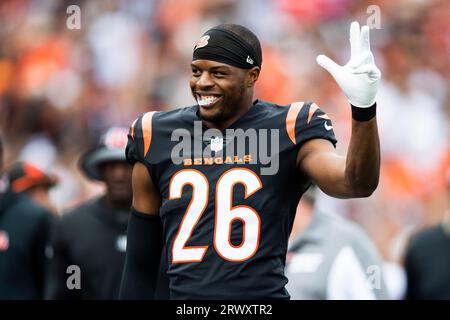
[{"xmin": 324, "ymin": 122, "xmax": 333, "ymax": 131}]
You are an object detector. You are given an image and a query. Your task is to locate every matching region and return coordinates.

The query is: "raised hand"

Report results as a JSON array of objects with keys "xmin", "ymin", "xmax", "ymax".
[{"xmin": 316, "ymin": 21, "xmax": 381, "ymax": 108}]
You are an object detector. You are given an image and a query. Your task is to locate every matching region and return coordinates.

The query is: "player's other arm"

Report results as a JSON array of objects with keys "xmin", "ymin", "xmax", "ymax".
[
  {"xmin": 298, "ymin": 21, "xmax": 381, "ymax": 199},
  {"xmin": 131, "ymin": 162, "xmax": 161, "ymax": 213},
  {"xmin": 119, "ymin": 162, "xmax": 163, "ymax": 299}
]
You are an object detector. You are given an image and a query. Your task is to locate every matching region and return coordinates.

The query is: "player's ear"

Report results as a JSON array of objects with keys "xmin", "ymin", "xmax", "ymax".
[{"xmin": 246, "ymin": 67, "xmax": 260, "ymax": 87}]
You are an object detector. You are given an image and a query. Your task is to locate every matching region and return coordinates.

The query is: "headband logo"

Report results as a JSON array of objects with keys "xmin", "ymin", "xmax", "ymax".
[
  {"xmin": 194, "ymin": 35, "xmax": 210, "ymax": 51},
  {"xmin": 246, "ymin": 55, "xmax": 254, "ymax": 65}
]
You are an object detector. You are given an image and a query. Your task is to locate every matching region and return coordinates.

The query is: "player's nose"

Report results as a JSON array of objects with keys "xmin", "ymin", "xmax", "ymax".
[{"xmin": 196, "ymin": 71, "xmax": 214, "ymax": 89}]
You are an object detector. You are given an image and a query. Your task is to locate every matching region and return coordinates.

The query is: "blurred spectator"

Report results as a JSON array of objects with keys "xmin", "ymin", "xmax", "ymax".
[
  {"xmin": 45, "ymin": 127, "xmax": 132, "ymax": 299},
  {"xmin": 0, "ymin": 135, "xmax": 54, "ymax": 299},
  {"xmin": 0, "ymin": 136, "xmax": 5, "ymax": 188},
  {"xmin": 403, "ymin": 165, "xmax": 450, "ymax": 299},
  {"xmin": 285, "ymin": 186, "xmax": 390, "ymax": 300},
  {"xmin": 6, "ymin": 161, "xmax": 59, "ymax": 214}
]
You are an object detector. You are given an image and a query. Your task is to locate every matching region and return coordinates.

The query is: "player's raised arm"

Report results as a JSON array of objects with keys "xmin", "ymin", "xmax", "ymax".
[
  {"xmin": 119, "ymin": 162, "xmax": 163, "ymax": 299},
  {"xmin": 297, "ymin": 21, "xmax": 381, "ymax": 199}
]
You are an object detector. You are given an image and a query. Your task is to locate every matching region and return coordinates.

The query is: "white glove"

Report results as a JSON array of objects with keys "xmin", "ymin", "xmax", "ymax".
[{"xmin": 316, "ymin": 21, "xmax": 381, "ymax": 108}]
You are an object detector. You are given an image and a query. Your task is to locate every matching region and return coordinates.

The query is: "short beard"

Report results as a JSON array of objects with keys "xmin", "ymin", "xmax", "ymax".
[
  {"xmin": 198, "ymin": 85, "xmax": 246, "ymax": 123},
  {"xmin": 198, "ymin": 107, "xmax": 225, "ymax": 123}
]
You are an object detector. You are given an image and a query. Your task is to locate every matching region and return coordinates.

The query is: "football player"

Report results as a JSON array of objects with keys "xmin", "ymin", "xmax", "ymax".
[{"xmin": 120, "ymin": 21, "xmax": 381, "ymax": 299}]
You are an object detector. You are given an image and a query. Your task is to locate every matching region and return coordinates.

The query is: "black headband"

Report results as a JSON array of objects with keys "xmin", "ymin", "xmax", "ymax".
[{"xmin": 192, "ymin": 28, "xmax": 261, "ymax": 69}]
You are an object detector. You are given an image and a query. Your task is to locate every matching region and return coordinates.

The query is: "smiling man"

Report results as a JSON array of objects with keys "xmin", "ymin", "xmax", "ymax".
[{"xmin": 120, "ymin": 22, "xmax": 381, "ymax": 299}]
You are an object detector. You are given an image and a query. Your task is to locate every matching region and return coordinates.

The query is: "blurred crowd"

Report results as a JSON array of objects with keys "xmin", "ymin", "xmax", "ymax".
[{"xmin": 0, "ymin": 0, "xmax": 449, "ymax": 299}]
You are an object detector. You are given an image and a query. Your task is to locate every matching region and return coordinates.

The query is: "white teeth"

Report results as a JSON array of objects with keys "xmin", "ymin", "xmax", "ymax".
[{"xmin": 197, "ymin": 95, "xmax": 219, "ymax": 107}]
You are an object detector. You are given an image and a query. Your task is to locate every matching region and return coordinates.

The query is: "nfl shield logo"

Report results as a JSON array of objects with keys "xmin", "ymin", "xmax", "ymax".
[
  {"xmin": 210, "ymin": 136, "xmax": 223, "ymax": 152},
  {"xmin": 116, "ymin": 234, "xmax": 127, "ymax": 253}
]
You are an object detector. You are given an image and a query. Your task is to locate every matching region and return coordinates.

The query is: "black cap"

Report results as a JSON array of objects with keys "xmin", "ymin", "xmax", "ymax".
[
  {"xmin": 7, "ymin": 161, "xmax": 58, "ymax": 193},
  {"xmin": 79, "ymin": 127, "xmax": 129, "ymax": 181}
]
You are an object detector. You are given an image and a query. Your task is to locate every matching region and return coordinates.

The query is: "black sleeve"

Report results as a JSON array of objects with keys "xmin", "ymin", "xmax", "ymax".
[
  {"xmin": 119, "ymin": 208, "xmax": 163, "ymax": 300},
  {"xmin": 126, "ymin": 130, "xmax": 141, "ymax": 166},
  {"xmin": 294, "ymin": 101, "xmax": 338, "ymax": 148},
  {"xmin": 125, "ymin": 113, "xmax": 145, "ymax": 166},
  {"xmin": 155, "ymin": 245, "xmax": 170, "ymax": 300},
  {"xmin": 31, "ymin": 210, "xmax": 54, "ymax": 300},
  {"xmin": 44, "ymin": 217, "xmax": 82, "ymax": 300}
]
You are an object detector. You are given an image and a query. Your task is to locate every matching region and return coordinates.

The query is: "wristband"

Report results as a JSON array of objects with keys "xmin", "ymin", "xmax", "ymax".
[{"xmin": 351, "ymin": 102, "xmax": 376, "ymax": 122}]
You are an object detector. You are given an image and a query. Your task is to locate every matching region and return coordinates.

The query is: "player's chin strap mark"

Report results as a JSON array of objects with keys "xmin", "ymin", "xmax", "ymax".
[{"xmin": 192, "ymin": 28, "xmax": 262, "ymax": 69}]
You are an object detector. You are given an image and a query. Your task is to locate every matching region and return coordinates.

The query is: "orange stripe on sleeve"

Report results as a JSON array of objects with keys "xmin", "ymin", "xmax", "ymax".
[
  {"xmin": 130, "ymin": 118, "xmax": 138, "ymax": 139},
  {"xmin": 286, "ymin": 102, "xmax": 304, "ymax": 144},
  {"xmin": 141, "ymin": 111, "xmax": 156, "ymax": 158},
  {"xmin": 307, "ymin": 103, "xmax": 320, "ymax": 124}
]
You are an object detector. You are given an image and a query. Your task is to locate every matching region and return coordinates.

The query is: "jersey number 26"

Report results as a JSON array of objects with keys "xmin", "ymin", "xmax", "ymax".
[{"xmin": 169, "ymin": 168, "xmax": 262, "ymax": 263}]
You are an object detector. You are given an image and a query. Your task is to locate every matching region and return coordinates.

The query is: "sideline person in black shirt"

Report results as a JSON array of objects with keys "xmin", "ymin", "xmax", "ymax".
[
  {"xmin": 0, "ymin": 136, "xmax": 54, "ymax": 299},
  {"xmin": 45, "ymin": 127, "xmax": 133, "ymax": 299},
  {"xmin": 404, "ymin": 165, "xmax": 450, "ymax": 299}
]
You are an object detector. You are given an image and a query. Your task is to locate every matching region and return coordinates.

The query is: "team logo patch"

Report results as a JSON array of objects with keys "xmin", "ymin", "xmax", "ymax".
[
  {"xmin": 116, "ymin": 234, "xmax": 127, "ymax": 252},
  {"xmin": 210, "ymin": 136, "xmax": 223, "ymax": 152},
  {"xmin": 0, "ymin": 230, "xmax": 10, "ymax": 252},
  {"xmin": 194, "ymin": 35, "xmax": 210, "ymax": 50}
]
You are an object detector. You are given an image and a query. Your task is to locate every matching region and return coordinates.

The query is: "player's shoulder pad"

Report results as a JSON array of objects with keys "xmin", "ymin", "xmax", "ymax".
[{"xmin": 127, "ymin": 111, "xmax": 157, "ymax": 163}]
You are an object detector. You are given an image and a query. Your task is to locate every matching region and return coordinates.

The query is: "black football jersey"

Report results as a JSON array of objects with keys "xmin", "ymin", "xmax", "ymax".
[{"xmin": 126, "ymin": 99, "xmax": 337, "ymax": 299}]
